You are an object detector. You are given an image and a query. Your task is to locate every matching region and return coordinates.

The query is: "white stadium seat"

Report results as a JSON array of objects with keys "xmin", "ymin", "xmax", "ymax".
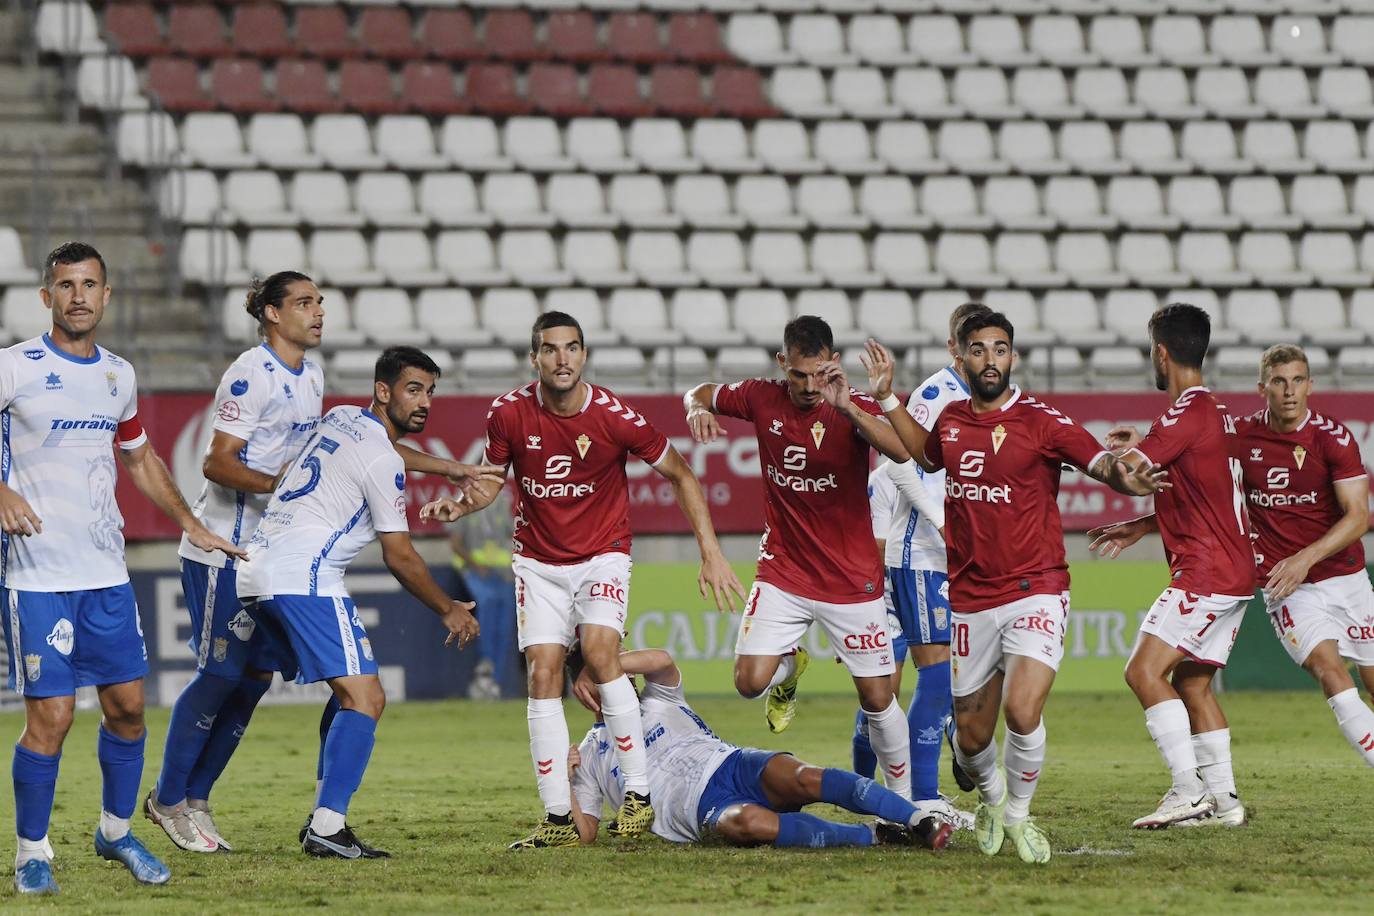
[
  {"xmin": 313, "ymin": 114, "xmax": 387, "ymax": 171},
  {"xmin": 356, "ymin": 173, "xmax": 426, "ymax": 229},
  {"xmin": 377, "ymin": 116, "xmax": 448, "ymax": 170},
  {"xmin": 292, "ymin": 172, "xmax": 364, "ymax": 229},
  {"xmin": 547, "ymin": 174, "xmax": 614, "ymax": 229}
]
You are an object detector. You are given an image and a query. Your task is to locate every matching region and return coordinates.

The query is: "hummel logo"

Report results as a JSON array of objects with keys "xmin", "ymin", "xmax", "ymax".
[
  {"xmin": 527, "ymin": 435, "xmax": 542, "ymax": 450},
  {"xmin": 769, "ymin": 419, "xmax": 783, "ymax": 436},
  {"xmin": 537, "ymin": 757, "xmax": 554, "ymax": 776},
  {"xmin": 615, "ymin": 735, "xmax": 634, "ymax": 752},
  {"xmin": 195, "ymin": 713, "xmax": 216, "ymax": 731}
]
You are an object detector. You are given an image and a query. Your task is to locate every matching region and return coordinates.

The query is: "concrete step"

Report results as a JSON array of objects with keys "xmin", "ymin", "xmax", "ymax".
[
  {"xmin": 0, "ymin": 12, "xmax": 26, "ymax": 61},
  {"xmin": 0, "ymin": 64, "xmax": 52, "ymax": 101},
  {"xmin": 0, "ymin": 178, "xmax": 147, "ymax": 213}
]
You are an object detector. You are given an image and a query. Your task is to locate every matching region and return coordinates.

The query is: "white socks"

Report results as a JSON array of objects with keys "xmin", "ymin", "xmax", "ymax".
[
  {"xmin": 1328, "ymin": 688, "xmax": 1374, "ymax": 767},
  {"xmin": 1192, "ymin": 728, "xmax": 1238, "ymax": 811},
  {"xmin": 527, "ymin": 697, "xmax": 572, "ymax": 816},
  {"xmin": 865, "ymin": 698, "xmax": 912, "ymax": 800},
  {"xmin": 1003, "ymin": 722, "xmax": 1047, "ymax": 824},
  {"xmin": 98, "ymin": 810, "xmax": 130, "ymax": 842},
  {"xmin": 309, "ymin": 806, "xmax": 346, "ymax": 836},
  {"xmin": 597, "ymin": 676, "xmax": 650, "ymax": 796},
  {"xmin": 766, "ymin": 654, "xmax": 797, "ymax": 690},
  {"xmin": 954, "ymin": 739, "xmax": 1006, "ymax": 807},
  {"xmin": 1144, "ymin": 699, "xmax": 1205, "ymax": 794},
  {"xmin": 15, "ymin": 835, "xmax": 50, "ymax": 867}
]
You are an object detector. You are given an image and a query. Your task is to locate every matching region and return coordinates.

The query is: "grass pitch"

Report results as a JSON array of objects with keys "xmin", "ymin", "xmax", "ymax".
[{"xmin": 1, "ymin": 689, "xmax": 1370, "ymax": 914}]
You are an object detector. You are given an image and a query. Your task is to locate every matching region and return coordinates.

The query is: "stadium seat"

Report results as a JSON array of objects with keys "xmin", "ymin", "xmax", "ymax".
[
  {"xmin": 1195, "ymin": 68, "xmax": 1265, "ymax": 120},
  {"xmin": 796, "ymin": 175, "xmax": 864, "ymax": 230},
  {"xmin": 159, "ymin": 169, "xmax": 219, "ymax": 225},
  {"xmin": 374, "ymin": 230, "xmax": 447, "ymax": 287},
  {"xmin": 466, "ymin": 63, "xmax": 532, "ymax": 116},
  {"xmin": 1042, "ymin": 290, "xmax": 1116, "ymax": 347},
  {"xmin": 339, "ymin": 60, "xmax": 403, "ymax": 115},
  {"xmin": 1164, "ymin": 289, "xmax": 1241, "ymax": 347},
  {"xmin": 1304, "ymin": 120, "xmax": 1368, "ymax": 173},
  {"xmin": 312, "ymin": 114, "xmax": 385, "ymax": 171},
  {"xmin": 435, "ymin": 230, "xmax": 510, "ymax": 287},
  {"xmin": 1151, "ymin": 16, "xmax": 1217, "ymax": 67},
  {"xmin": 1289, "ymin": 288, "xmax": 1353, "ymax": 347},
  {"xmin": 35, "ymin": 1, "xmax": 105, "ymax": 55},
  {"xmin": 147, "ymin": 57, "xmax": 214, "ymax": 113},
  {"xmin": 1029, "ymin": 15, "xmax": 1094, "ymax": 67},
  {"xmin": 479, "ymin": 288, "xmax": 541, "ymax": 347},
  {"xmin": 222, "ymin": 171, "xmax": 294, "ymax": 227},
  {"xmin": 652, "ymin": 65, "xmax": 714, "ymax": 118},
  {"xmin": 816, "ymin": 121, "xmax": 883, "ymax": 176},
  {"xmin": 0, "ymin": 229, "xmax": 35, "ymax": 286},
  {"xmin": 711, "ymin": 67, "xmax": 777, "ymax": 120},
  {"xmin": 859, "ymin": 176, "xmax": 927, "ymax": 231},
  {"xmin": 168, "ymin": 3, "xmax": 231, "ymax": 59},
  {"xmin": 459, "ymin": 348, "xmax": 523, "ymax": 390},
  {"xmin": 1225, "ymin": 290, "xmax": 1287, "ymax": 346},
  {"xmin": 355, "ymin": 173, "xmax": 424, "ymax": 229},
  {"xmin": 1316, "ymin": 68, "xmax": 1374, "ymax": 119},
  {"xmin": 1272, "ymin": 16, "xmax": 1339, "ymax": 66},
  {"xmin": 626, "ymin": 232, "xmax": 697, "ymax": 287},
  {"xmin": 275, "ymin": 59, "xmax": 342, "ymax": 114},
  {"xmin": 1174, "ymin": 232, "xmax": 1249, "ymax": 288},
  {"xmin": 248, "ymin": 113, "xmax": 322, "ymax": 169},
  {"xmin": 485, "ymin": 10, "xmax": 545, "ymax": 62},
  {"xmin": 1352, "ymin": 292, "xmax": 1374, "ymax": 351},
  {"xmin": 1242, "ymin": 121, "xmax": 1312, "ymax": 174},
  {"xmin": 832, "ymin": 69, "xmax": 901, "ymax": 120},
  {"xmin": 402, "ymin": 62, "xmax": 466, "ymax": 116},
  {"xmin": 795, "ymin": 290, "xmax": 866, "ymax": 347},
  {"xmin": 770, "ymin": 67, "xmax": 840, "ymax": 119},
  {"xmin": 359, "ymin": 6, "xmax": 421, "ymax": 61},
  {"xmin": 294, "ymin": 7, "xmax": 357, "ymax": 59},
  {"xmin": 415, "ymin": 289, "xmax": 494, "ymax": 348},
  {"xmin": 951, "ymin": 68, "xmax": 1017, "ymax": 120},
  {"xmin": 418, "ymin": 173, "xmax": 490, "ymax": 228},
  {"xmin": 290, "ymin": 172, "xmax": 362, "ymax": 228},
  {"xmin": 1166, "ymin": 176, "xmax": 1238, "ymax": 231},
  {"xmin": 811, "ymin": 232, "xmax": 882, "ymax": 288},
  {"xmin": 1013, "ymin": 68, "xmax": 1081, "ymax": 119},
  {"xmin": 1044, "ymin": 176, "xmax": 1114, "ymax": 230},
  {"xmin": 994, "ymin": 233, "xmax": 1065, "ymax": 288},
  {"xmin": 244, "ymin": 228, "xmax": 306, "ymax": 279},
  {"xmin": 1290, "ymin": 175, "xmax": 1362, "ymax": 230},
  {"xmin": 789, "ymin": 14, "xmax": 853, "ymax": 67},
  {"xmin": 922, "ymin": 176, "xmax": 989, "ymax": 231},
  {"xmin": 671, "ymin": 289, "xmax": 737, "ymax": 347},
  {"xmin": 1181, "ymin": 121, "xmax": 1252, "ymax": 174},
  {"xmin": 1102, "ymin": 289, "xmax": 1157, "ymax": 342},
  {"xmin": 1355, "ymin": 176, "xmax": 1374, "ymax": 223},
  {"xmin": 714, "ymin": 345, "xmax": 772, "ymax": 381},
  {"xmin": 874, "ymin": 121, "xmax": 944, "ymax": 175},
  {"xmin": 1106, "ymin": 176, "xmax": 1177, "ymax": 231},
  {"xmin": 630, "ymin": 119, "xmax": 699, "ymax": 173},
  {"xmin": 211, "ymin": 59, "xmax": 277, "ymax": 114},
  {"xmin": 586, "ymin": 65, "xmax": 653, "ymax": 119},
  {"xmin": 179, "ymin": 228, "xmax": 248, "ymax": 286},
  {"xmin": 309, "ymin": 229, "xmax": 385, "ymax": 287},
  {"xmin": 1228, "ymin": 175, "xmax": 1300, "ymax": 231},
  {"xmin": 1056, "ymin": 232, "xmax": 1127, "ymax": 287},
  {"xmin": 1089, "ymin": 346, "xmax": 1146, "ymax": 386},
  {"xmin": 105, "ymin": 2, "xmax": 165, "ymax": 58},
  {"xmin": 1332, "ymin": 16, "xmax": 1374, "ymax": 65},
  {"xmin": 1088, "ymin": 16, "xmax": 1152, "ymax": 68},
  {"xmin": 231, "ymin": 3, "xmax": 291, "ymax": 59},
  {"xmin": 547, "ymin": 174, "xmax": 613, "ymax": 229},
  {"xmin": 872, "ymin": 233, "xmax": 942, "ymax": 287},
  {"xmin": 119, "ymin": 111, "xmax": 180, "ymax": 167},
  {"xmin": 1074, "ymin": 68, "xmax": 1141, "ymax": 120},
  {"xmin": 671, "ymin": 13, "xmax": 733, "ymax": 65},
  {"xmin": 504, "ymin": 117, "xmax": 574, "ymax": 172},
  {"xmin": 937, "ymin": 122, "xmax": 1006, "ymax": 175},
  {"xmin": 1210, "ymin": 15, "xmax": 1275, "ymax": 67},
  {"xmin": 419, "ymin": 8, "xmax": 481, "ymax": 61},
  {"xmin": 1300, "ymin": 231, "xmax": 1373, "ymax": 287},
  {"xmin": 849, "ymin": 15, "xmax": 914, "ymax": 67},
  {"xmin": 1238, "ymin": 232, "xmax": 1310, "ymax": 287},
  {"xmin": 908, "ymin": 16, "xmax": 975, "ymax": 66},
  {"xmin": 1135, "ymin": 67, "xmax": 1203, "ymax": 120},
  {"xmin": 1059, "ymin": 121, "xmax": 1128, "ymax": 175},
  {"xmin": 891, "ymin": 69, "xmax": 962, "ymax": 120},
  {"xmin": 482, "ymin": 173, "xmax": 553, "ymax": 229},
  {"xmin": 1122, "ymin": 121, "xmax": 1190, "ymax": 174},
  {"xmin": 969, "ymin": 15, "xmax": 1035, "ymax": 66},
  {"xmin": 935, "ymin": 233, "xmax": 1005, "ymax": 289},
  {"xmin": 1255, "ymin": 67, "xmax": 1325, "ymax": 120},
  {"xmin": 981, "ymin": 290, "xmax": 1049, "ymax": 346},
  {"xmin": 855, "ymin": 290, "xmax": 926, "ymax": 348},
  {"xmin": 736, "ymin": 175, "xmax": 802, "ymax": 230},
  {"xmin": 754, "ymin": 120, "xmax": 820, "ymax": 175},
  {"xmin": 354, "ymin": 290, "xmax": 430, "ymax": 345},
  {"xmin": 545, "ymin": 11, "xmax": 606, "ymax": 64},
  {"xmin": 733, "ymin": 289, "xmax": 791, "ymax": 345},
  {"xmin": 997, "ymin": 121, "xmax": 1065, "ymax": 177},
  {"xmin": 610, "ymin": 12, "xmax": 672, "ymax": 64},
  {"xmin": 528, "ymin": 63, "xmax": 591, "ymax": 118},
  {"xmin": 441, "ymin": 116, "xmax": 513, "ymax": 172},
  {"xmin": 726, "ymin": 14, "xmax": 796, "ymax": 66},
  {"xmin": 1026, "ymin": 347, "xmax": 1087, "ymax": 391},
  {"xmin": 567, "ymin": 119, "xmax": 636, "ymax": 173},
  {"xmin": 750, "ymin": 232, "xmax": 820, "ymax": 288},
  {"xmin": 607, "ymin": 289, "xmax": 682, "ymax": 347},
  {"xmin": 563, "ymin": 232, "xmax": 636, "ymax": 287}
]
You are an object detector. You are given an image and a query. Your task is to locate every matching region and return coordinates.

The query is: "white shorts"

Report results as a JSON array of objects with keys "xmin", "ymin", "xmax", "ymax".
[
  {"xmin": 950, "ymin": 592, "xmax": 1069, "ymax": 697},
  {"xmin": 1138, "ymin": 587, "xmax": 1249, "ymax": 667},
  {"xmin": 1264, "ymin": 571, "xmax": 1374, "ymax": 668},
  {"xmin": 511, "ymin": 553, "xmax": 632, "ymax": 651},
  {"xmin": 736, "ymin": 581, "xmax": 895, "ymax": 679}
]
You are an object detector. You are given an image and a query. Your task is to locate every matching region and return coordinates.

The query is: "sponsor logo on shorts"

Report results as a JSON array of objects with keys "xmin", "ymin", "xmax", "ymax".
[
  {"xmin": 588, "ymin": 579, "xmax": 627, "ymax": 605},
  {"xmin": 213, "ymin": 637, "xmax": 228, "ymax": 662},
  {"xmin": 229, "ymin": 609, "xmax": 256, "ymax": 641},
  {"xmin": 1012, "ymin": 608, "xmax": 1059, "ymax": 636},
  {"xmin": 842, "ymin": 622, "xmax": 890, "ymax": 652},
  {"xmin": 46, "ymin": 619, "xmax": 74, "ymax": 656},
  {"xmin": 24, "ymin": 654, "xmax": 40, "ymax": 681},
  {"xmin": 1347, "ymin": 619, "xmax": 1374, "ymax": 641}
]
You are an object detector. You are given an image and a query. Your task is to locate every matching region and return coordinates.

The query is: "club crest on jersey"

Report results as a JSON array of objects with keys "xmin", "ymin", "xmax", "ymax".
[
  {"xmin": 22, "ymin": 348, "xmax": 43, "ymax": 360},
  {"xmin": 105, "ymin": 371, "xmax": 118, "ymax": 397},
  {"xmin": 24, "ymin": 654, "xmax": 40, "ymax": 681},
  {"xmin": 1293, "ymin": 445, "xmax": 1307, "ymax": 469},
  {"xmin": 991, "ymin": 424, "xmax": 1007, "ymax": 454},
  {"xmin": 213, "ymin": 638, "xmax": 228, "ymax": 663},
  {"xmin": 44, "ymin": 372, "xmax": 61, "ymax": 390},
  {"xmin": 810, "ymin": 421, "xmax": 826, "ymax": 449},
  {"xmin": 576, "ymin": 434, "xmax": 591, "ymax": 459},
  {"xmin": 527, "ymin": 435, "xmax": 542, "ymax": 450}
]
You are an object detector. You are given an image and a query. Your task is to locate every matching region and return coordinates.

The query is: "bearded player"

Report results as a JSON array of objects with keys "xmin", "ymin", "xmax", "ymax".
[
  {"xmin": 866, "ymin": 312, "xmax": 1166, "ymax": 864},
  {"xmin": 1086, "ymin": 304, "xmax": 1257, "ymax": 830},
  {"xmin": 1095, "ymin": 343, "xmax": 1374, "ymax": 778},
  {"xmin": 429, "ymin": 310, "xmax": 744, "ymax": 849},
  {"xmin": 684, "ymin": 316, "xmax": 920, "ymax": 809}
]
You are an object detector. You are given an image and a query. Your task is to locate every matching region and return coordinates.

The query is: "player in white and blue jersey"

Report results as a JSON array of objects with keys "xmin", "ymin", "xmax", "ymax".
[
  {"xmin": 1, "ymin": 243, "xmax": 245, "ymax": 895},
  {"xmin": 852, "ymin": 303, "xmax": 988, "ymax": 806},
  {"xmin": 568, "ymin": 646, "xmax": 951, "ymax": 850},
  {"xmin": 235, "ymin": 346, "xmax": 480, "ymax": 859}
]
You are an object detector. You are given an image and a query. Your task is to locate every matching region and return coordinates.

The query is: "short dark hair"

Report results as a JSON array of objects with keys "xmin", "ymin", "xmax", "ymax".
[
  {"xmin": 43, "ymin": 241, "xmax": 106, "ymax": 288},
  {"xmin": 1148, "ymin": 303, "xmax": 1210, "ymax": 369},
  {"xmin": 956, "ymin": 310, "xmax": 1015, "ymax": 350},
  {"xmin": 374, "ymin": 345, "xmax": 441, "ymax": 387},
  {"xmin": 245, "ymin": 270, "xmax": 313, "ymax": 327},
  {"xmin": 530, "ymin": 311, "xmax": 584, "ymax": 354},
  {"xmin": 783, "ymin": 315, "xmax": 834, "ymax": 357},
  {"xmin": 948, "ymin": 302, "xmax": 991, "ymax": 341}
]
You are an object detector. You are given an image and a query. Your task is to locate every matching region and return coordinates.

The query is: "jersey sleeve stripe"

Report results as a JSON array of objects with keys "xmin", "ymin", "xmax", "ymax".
[
  {"xmin": 649, "ymin": 440, "xmax": 672, "ymax": 467},
  {"xmin": 1126, "ymin": 445, "xmax": 1153, "ymax": 466},
  {"xmin": 1333, "ymin": 473, "xmax": 1369, "ymax": 484},
  {"xmin": 1083, "ymin": 449, "xmax": 1111, "ymax": 472}
]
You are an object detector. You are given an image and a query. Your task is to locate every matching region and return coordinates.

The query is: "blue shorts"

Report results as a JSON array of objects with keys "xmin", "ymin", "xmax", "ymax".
[
  {"xmin": 889, "ymin": 568, "xmax": 951, "ymax": 647},
  {"xmin": 2, "ymin": 584, "xmax": 147, "ymax": 697},
  {"xmin": 182, "ymin": 560, "xmax": 295, "ymax": 678},
  {"xmin": 696, "ymin": 748, "xmax": 786, "ymax": 830},
  {"xmin": 249, "ymin": 594, "xmax": 378, "ymax": 684}
]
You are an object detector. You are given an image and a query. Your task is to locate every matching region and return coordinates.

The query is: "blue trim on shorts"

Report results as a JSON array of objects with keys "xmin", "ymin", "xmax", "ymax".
[
  {"xmin": 2, "ymin": 584, "xmax": 147, "ymax": 697},
  {"xmin": 252, "ymin": 594, "xmax": 377, "ymax": 684},
  {"xmin": 890, "ymin": 567, "xmax": 951, "ymax": 647},
  {"xmin": 696, "ymin": 748, "xmax": 782, "ymax": 830}
]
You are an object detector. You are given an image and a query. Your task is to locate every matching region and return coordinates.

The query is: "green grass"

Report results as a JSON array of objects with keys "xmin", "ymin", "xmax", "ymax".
[{"xmin": 1, "ymin": 690, "xmax": 1371, "ymax": 913}]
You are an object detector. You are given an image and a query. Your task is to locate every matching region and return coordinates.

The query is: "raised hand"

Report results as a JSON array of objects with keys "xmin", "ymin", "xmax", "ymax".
[
  {"xmin": 420, "ymin": 496, "xmax": 467, "ymax": 523},
  {"xmin": 1119, "ymin": 459, "xmax": 1170, "ymax": 496},
  {"xmin": 816, "ymin": 359, "xmax": 851, "ymax": 410},
  {"xmin": 859, "ymin": 338, "xmax": 895, "ymax": 399},
  {"xmin": 687, "ymin": 406, "xmax": 724, "ymax": 444}
]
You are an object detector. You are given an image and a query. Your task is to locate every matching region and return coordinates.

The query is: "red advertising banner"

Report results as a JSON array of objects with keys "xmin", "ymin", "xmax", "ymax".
[{"xmin": 119, "ymin": 389, "xmax": 1374, "ymax": 540}]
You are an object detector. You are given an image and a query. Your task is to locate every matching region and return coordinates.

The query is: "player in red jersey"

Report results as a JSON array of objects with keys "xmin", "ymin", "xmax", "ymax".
[
  {"xmin": 683, "ymin": 316, "xmax": 934, "ymax": 823},
  {"xmin": 1086, "ymin": 304, "xmax": 1258, "ymax": 830},
  {"xmin": 427, "ymin": 311, "xmax": 744, "ymax": 849},
  {"xmin": 865, "ymin": 311, "xmax": 1165, "ymax": 864}
]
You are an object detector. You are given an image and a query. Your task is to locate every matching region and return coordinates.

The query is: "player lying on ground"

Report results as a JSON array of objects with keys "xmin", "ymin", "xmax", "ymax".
[
  {"xmin": 1092, "ymin": 343, "xmax": 1374, "ymax": 780},
  {"xmin": 1091, "ymin": 304, "xmax": 1257, "ymax": 830},
  {"xmin": 566, "ymin": 646, "xmax": 953, "ymax": 850},
  {"xmin": 865, "ymin": 312, "xmax": 1168, "ymax": 864}
]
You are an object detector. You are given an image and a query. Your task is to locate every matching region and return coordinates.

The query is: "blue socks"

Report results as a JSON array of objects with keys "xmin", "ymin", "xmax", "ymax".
[
  {"xmin": 186, "ymin": 676, "xmax": 272, "ymax": 801},
  {"xmin": 820, "ymin": 767, "xmax": 918, "ymax": 825},
  {"xmin": 155, "ymin": 671, "xmax": 240, "ymax": 806},
  {"xmin": 774, "ymin": 811, "xmax": 874, "ymax": 848},
  {"xmin": 317, "ymin": 694, "xmax": 341, "ymax": 782},
  {"xmin": 908, "ymin": 661, "xmax": 952, "ymax": 800},
  {"xmin": 13, "ymin": 745, "xmax": 60, "ymax": 841},
  {"xmin": 316, "ymin": 709, "xmax": 376, "ymax": 816},
  {"xmin": 851, "ymin": 708, "xmax": 877, "ymax": 779},
  {"xmin": 98, "ymin": 726, "xmax": 144, "ymax": 819}
]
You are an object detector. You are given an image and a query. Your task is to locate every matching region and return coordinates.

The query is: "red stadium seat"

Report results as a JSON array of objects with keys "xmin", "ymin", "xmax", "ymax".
[
  {"xmin": 419, "ymin": 9, "xmax": 481, "ymax": 61},
  {"xmin": 359, "ymin": 7, "xmax": 421, "ymax": 61},
  {"xmin": 296, "ymin": 7, "xmax": 358, "ymax": 60},
  {"xmin": 608, "ymin": 13, "xmax": 671, "ymax": 64},
  {"xmin": 146, "ymin": 57, "xmax": 214, "ymax": 112},
  {"xmin": 340, "ymin": 60, "xmax": 404, "ymax": 115},
  {"xmin": 712, "ymin": 66, "xmax": 778, "ymax": 119},
  {"xmin": 104, "ymin": 2, "xmax": 166, "ymax": 58},
  {"xmin": 169, "ymin": 4, "xmax": 231, "ymax": 58},
  {"xmin": 547, "ymin": 11, "xmax": 608, "ymax": 64},
  {"xmin": 588, "ymin": 64, "xmax": 654, "ymax": 118},
  {"xmin": 402, "ymin": 62, "xmax": 466, "ymax": 115},
  {"xmin": 529, "ymin": 63, "xmax": 593, "ymax": 117},
  {"xmin": 668, "ymin": 14, "xmax": 734, "ymax": 65},
  {"xmin": 483, "ymin": 10, "xmax": 546, "ymax": 62},
  {"xmin": 464, "ymin": 62, "xmax": 532, "ymax": 115},
  {"xmin": 275, "ymin": 58, "xmax": 343, "ymax": 114},
  {"xmin": 211, "ymin": 58, "xmax": 280, "ymax": 113},
  {"xmin": 651, "ymin": 65, "xmax": 714, "ymax": 117},
  {"xmin": 231, "ymin": 4, "xmax": 291, "ymax": 58}
]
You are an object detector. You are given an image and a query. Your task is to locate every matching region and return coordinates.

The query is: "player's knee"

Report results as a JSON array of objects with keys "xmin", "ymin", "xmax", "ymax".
[
  {"xmin": 795, "ymin": 765, "xmax": 825, "ymax": 797},
  {"xmin": 713, "ymin": 805, "xmax": 771, "ymax": 846},
  {"xmin": 856, "ymin": 681, "xmax": 895, "ymax": 713},
  {"xmin": 1002, "ymin": 702, "xmax": 1040, "ymax": 736},
  {"xmin": 24, "ymin": 708, "xmax": 74, "ymax": 753},
  {"xmin": 733, "ymin": 668, "xmax": 766, "ymax": 699}
]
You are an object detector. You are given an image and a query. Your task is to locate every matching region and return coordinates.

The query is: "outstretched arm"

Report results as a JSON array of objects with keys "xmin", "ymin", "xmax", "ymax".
[
  {"xmin": 418, "ymin": 472, "xmax": 508, "ymax": 523},
  {"xmin": 394, "ymin": 442, "xmax": 505, "ymax": 494},
  {"xmin": 654, "ymin": 447, "xmax": 747, "ymax": 613},
  {"xmin": 1086, "ymin": 514, "xmax": 1159, "ymax": 559},
  {"xmin": 118, "ymin": 441, "xmax": 247, "ymax": 560},
  {"xmin": 816, "ymin": 360, "xmax": 909, "ymax": 463},
  {"xmin": 683, "ymin": 382, "xmax": 725, "ymax": 443},
  {"xmin": 1085, "ymin": 451, "xmax": 1170, "ymax": 498},
  {"xmin": 378, "ymin": 530, "xmax": 479, "ymax": 648}
]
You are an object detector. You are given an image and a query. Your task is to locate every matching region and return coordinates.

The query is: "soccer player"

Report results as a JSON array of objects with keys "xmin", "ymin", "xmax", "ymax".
[
  {"xmin": 864, "ymin": 312, "xmax": 1166, "ymax": 863},
  {"xmin": 1, "ymin": 243, "xmax": 246, "ymax": 894},
  {"xmin": 236, "ymin": 346, "xmax": 480, "ymax": 859},
  {"xmin": 426, "ymin": 310, "xmax": 744, "ymax": 850},
  {"xmin": 148, "ymin": 272, "xmax": 498, "ymax": 854},
  {"xmin": 684, "ymin": 316, "xmax": 918, "ymax": 805},
  {"xmin": 1094, "ymin": 343, "xmax": 1374, "ymax": 777},
  {"xmin": 1085, "ymin": 304, "xmax": 1256, "ymax": 830},
  {"xmin": 567, "ymin": 646, "xmax": 953, "ymax": 850}
]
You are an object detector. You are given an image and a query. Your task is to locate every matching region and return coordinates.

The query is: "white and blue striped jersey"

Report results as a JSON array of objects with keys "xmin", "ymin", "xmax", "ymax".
[
  {"xmin": 179, "ymin": 343, "xmax": 323, "ymax": 569},
  {"xmin": 0, "ymin": 334, "xmax": 146, "ymax": 591},
  {"xmin": 885, "ymin": 364, "xmax": 970, "ymax": 574},
  {"xmin": 236, "ymin": 405, "xmax": 407, "ymax": 599}
]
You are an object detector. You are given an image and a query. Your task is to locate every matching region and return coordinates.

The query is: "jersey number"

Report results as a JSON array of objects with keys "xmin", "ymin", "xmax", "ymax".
[
  {"xmin": 279, "ymin": 436, "xmax": 340, "ymax": 502},
  {"xmin": 954, "ymin": 623, "xmax": 970, "ymax": 657}
]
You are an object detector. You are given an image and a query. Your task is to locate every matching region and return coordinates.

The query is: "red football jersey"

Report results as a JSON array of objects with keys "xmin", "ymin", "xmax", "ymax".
[
  {"xmin": 713, "ymin": 378, "xmax": 885, "ymax": 603},
  {"xmin": 1129, "ymin": 387, "xmax": 1256, "ymax": 597},
  {"xmin": 483, "ymin": 382, "xmax": 670, "ymax": 565},
  {"xmin": 1235, "ymin": 409, "xmax": 1368, "ymax": 583},
  {"xmin": 922, "ymin": 387, "xmax": 1110, "ymax": 613}
]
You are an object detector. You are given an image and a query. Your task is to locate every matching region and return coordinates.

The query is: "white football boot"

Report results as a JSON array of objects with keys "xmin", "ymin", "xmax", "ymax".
[{"xmin": 1131, "ymin": 786, "xmax": 1215, "ymax": 829}]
